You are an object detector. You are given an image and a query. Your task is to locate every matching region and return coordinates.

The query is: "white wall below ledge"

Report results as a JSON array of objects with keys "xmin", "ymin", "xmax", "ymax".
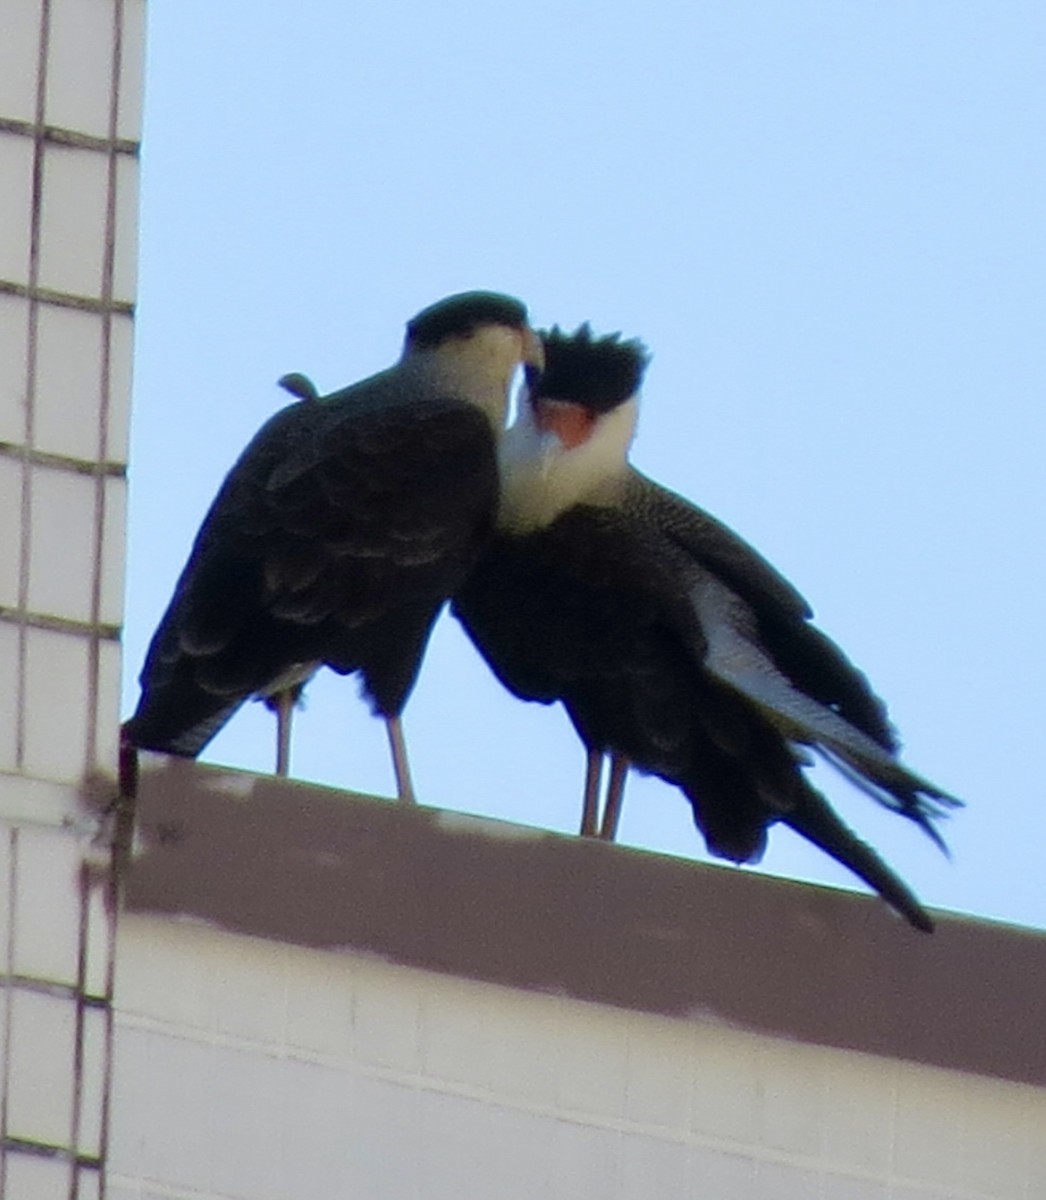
[
  {"xmin": 108, "ymin": 913, "xmax": 1046, "ymax": 1200},
  {"xmin": 102, "ymin": 757, "xmax": 1046, "ymax": 1200}
]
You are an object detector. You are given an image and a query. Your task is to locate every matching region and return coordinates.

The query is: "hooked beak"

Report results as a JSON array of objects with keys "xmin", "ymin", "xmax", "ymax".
[{"xmin": 521, "ymin": 327, "xmax": 545, "ymax": 374}]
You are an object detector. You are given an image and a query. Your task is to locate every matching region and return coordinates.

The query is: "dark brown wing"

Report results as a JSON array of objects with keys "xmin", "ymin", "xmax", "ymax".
[
  {"xmin": 128, "ymin": 377, "xmax": 497, "ymax": 755},
  {"xmin": 456, "ymin": 506, "xmax": 805, "ymax": 842},
  {"xmin": 455, "ymin": 504, "xmax": 936, "ymax": 930},
  {"xmin": 624, "ymin": 471, "xmax": 897, "ymax": 750}
]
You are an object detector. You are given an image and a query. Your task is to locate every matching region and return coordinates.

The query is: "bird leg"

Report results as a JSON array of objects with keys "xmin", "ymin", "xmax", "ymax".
[
  {"xmin": 598, "ymin": 753, "xmax": 630, "ymax": 841},
  {"xmin": 274, "ymin": 690, "xmax": 295, "ymax": 777},
  {"xmin": 385, "ymin": 716, "xmax": 417, "ymax": 804},
  {"xmin": 580, "ymin": 748, "xmax": 604, "ymax": 836}
]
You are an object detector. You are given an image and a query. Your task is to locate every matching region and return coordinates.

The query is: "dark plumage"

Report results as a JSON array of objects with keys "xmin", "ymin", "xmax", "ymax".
[
  {"xmin": 255, "ymin": 371, "xmax": 321, "ymax": 775},
  {"xmin": 125, "ymin": 291, "xmax": 543, "ymax": 795},
  {"xmin": 454, "ymin": 325, "xmax": 958, "ymax": 930}
]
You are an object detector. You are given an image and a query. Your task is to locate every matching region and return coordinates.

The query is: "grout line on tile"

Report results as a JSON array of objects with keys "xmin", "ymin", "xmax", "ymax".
[
  {"xmin": 85, "ymin": 0, "xmax": 126, "ymax": 782},
  {"xmin": 0, "ymin": 279, "xmax": 134, "ymax": 318},
  {"xmin": 0, "ymin": 975, "xmax": 106, "ymax": 1004},
  {"xmin": 98, "ymin": 755, "xmax": 135, "ymax": 1196},
  {"xmin": 0, "ymin": 827, "xmax": 17, "ymax": 1192},
  {"xmin": 0, "ymin": 1135, "xmax": 100, "ymax": 1169},
  {"xmin": 0, "ymin": 610, "xmax": 120, "ymax": 641},
  {"xmin": 0, "ymin": 444, "xmax": 126, "ymax": 478},
  {"xmin": 70, "ymin": 863, "xmax": 92, "ymax": 1177},
  {"xmin": 0, "ymin": 116, "xmax": 138, "ymax": 157},
  {"xmin": 93, "ymin": 0, "xmax": 123, "ymax": 762},
  {"xmin": 15, "ymin": 0, "xmax": 53, "ymax": 772}
]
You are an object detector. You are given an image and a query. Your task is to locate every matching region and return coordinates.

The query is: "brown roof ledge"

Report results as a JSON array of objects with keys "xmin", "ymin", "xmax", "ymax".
[{"xmin": 126, "ymin": 755, "xmax": 1046, "ymax": 1086}]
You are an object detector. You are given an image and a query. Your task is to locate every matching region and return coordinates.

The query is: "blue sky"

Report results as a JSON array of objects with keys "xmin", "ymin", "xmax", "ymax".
[{"xmin": 124, "ymin": 2, "xmax": 1046, "ymax": 930}]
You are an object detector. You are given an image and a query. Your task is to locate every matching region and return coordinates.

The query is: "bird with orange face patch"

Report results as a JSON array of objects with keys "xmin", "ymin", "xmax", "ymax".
[{"xmin": 454, "ymin": 325, "xmax": 958, "ymax": 931}]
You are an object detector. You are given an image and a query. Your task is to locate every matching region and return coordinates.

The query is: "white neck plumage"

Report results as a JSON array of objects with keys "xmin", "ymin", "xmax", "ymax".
[
  {"xmin": 497, "ymin": 390, "xmax": 638, "ymax": 534},
  {"xmin": 402, "ymin": 326, "xmax": 532, "ymax": 431}
]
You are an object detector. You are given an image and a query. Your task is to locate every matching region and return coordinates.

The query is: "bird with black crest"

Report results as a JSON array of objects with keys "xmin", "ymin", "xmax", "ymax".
[{"xmin": 454, "ymin": 324, "xmax": 959, "ymax": 931}]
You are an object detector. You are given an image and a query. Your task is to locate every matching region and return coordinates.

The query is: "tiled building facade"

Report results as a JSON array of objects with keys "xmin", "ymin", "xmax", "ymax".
[{"xmin": 1, "ymin": 0, "xmax": 143, "ymax": 1195}]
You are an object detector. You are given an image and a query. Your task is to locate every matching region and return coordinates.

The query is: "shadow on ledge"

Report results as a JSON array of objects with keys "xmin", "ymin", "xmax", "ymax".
[{"xmin": 126, "ymin": 755, "xmax": 1046, "ymax": 1087}]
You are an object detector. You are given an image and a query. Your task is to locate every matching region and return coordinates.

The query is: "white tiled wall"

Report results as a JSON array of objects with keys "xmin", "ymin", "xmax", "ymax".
[
  {"xmin": 1, "ymin": 0, "xmax": 138, "ymax": 785},
  {"xmin": 0, "ymin": 1, "xmax": 42, "ymax": 125},
  {"xmin": 4, "ymin": 1155, "xmax": 73, "ymax": 1200},
  {"xmin": 109, "ymin": 916, "xmax": 1046, "ymax": 1200},
  {"xmin": 7, "ymin": 990, "xmax": 78, "ymax": 1148},
  {"xmin": 1, "ymin": 0, "xmax": 143, "ymax": 1194},
  {"xmin": 0, "ymin": 458, "xmax": 23, "ymax": 614},
  {"xmin": 0, "ymin": 136, "xmax": 35, "ymax": 284},
  {"xmin": 45, "ymin": 0, "xmax": 120, "ymax": 140},
  {"xmin": 34, "ymin": 305, "xmax": 112, "ymax": 461},
  {"xmin": 21, "ymin": 628, "xmax": 94, "ymax": 783},
  {"xmin": 37, "ymin": 147, "xmax": 111, "ymax": 298},
  {"xmin": 0, "ymin": 295, "xmax": 30, "ymax": 445},
  {"xmin": 7, "ymin": 825, "xmax": 83, "ymax": 983}
]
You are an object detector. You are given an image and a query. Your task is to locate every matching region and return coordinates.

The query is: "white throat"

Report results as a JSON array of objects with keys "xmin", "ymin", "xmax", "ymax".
[
  {"xmin": 497, "ymin": 391, "xmax": 638, "ymax": 534},
  {"xmin": 401, "ymin": 326, "xmax": 527, "ymax": 430}
]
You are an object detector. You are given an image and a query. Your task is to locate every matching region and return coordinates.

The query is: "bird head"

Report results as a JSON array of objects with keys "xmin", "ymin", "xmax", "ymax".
[
  {"xmin": 403, "ymin": 291, "xmax": 544, "ymax": 427},
  {"xmin": 524, "ymin": 324, "xmax": 651, "ymax": 454},
  {"xmin": 497, "ymin": 324, "xmax": 651, "ymax": 531},
  {"xmin": 523, "ymin": 323, "xmax": 650, "ymax": 477}
]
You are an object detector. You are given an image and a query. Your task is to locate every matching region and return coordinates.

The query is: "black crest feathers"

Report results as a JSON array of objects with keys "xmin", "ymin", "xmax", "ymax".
[{"xmin": 532, "ymin": 324, "xmax": 651, "ymax": 413}]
